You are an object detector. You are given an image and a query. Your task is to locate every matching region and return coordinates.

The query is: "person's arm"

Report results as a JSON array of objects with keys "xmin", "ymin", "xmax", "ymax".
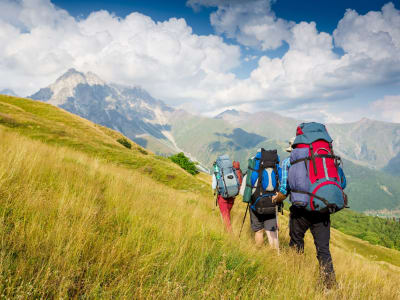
[
  {"xmin": 273, "ymin": 158, "xmax": 290, "ymax": 203},
  {"xmin": 212, "ymin": 174, "xmax": 217, "ymax": 193},
  {"xmin": 279, "ymin": 158, "xmax": 291, "ymax": 195}
]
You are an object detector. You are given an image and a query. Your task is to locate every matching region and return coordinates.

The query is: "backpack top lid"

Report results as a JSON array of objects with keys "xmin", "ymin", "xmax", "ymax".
[
  {"xmin": 293, "ymin": 122, "xmax": 333, "ymax": 146},
  {"xmin": 216, "ymin": 154, "xmax": 233, "ymax": 169},
  {"xmin": 254, "ymin": 149, "xmax": 279, "ymax": 167}
]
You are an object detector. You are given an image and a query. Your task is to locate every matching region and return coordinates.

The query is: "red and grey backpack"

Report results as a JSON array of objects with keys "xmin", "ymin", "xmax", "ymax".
[
  {"xmin": 288, "ymin": 122, "xmax": 346, "ymax": 214},
  {"xmin": 232, "ymin": 161, "xmax": 243, "ymax": 186}
]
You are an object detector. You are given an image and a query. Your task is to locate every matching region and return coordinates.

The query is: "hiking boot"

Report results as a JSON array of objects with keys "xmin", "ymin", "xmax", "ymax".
[{"xmin": 324, "ymin": 278, "xmax": 338, "ymax": 290}]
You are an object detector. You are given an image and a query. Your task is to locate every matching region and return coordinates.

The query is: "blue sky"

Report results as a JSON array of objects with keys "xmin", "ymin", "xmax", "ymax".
[
  {"xmin": 52, "ymin": 0, "xmax": 215, "ymax": 34},
  {"xmin": 51, "ymin": 0, "xmax": 396, "ymax": 35},
  {"xmin": 51, "ymin": 0, "xmax": 397, "ymax": 64},
  {"xmin": 0, "ymin": 0, "xmax": 400, "ymax": 123}
]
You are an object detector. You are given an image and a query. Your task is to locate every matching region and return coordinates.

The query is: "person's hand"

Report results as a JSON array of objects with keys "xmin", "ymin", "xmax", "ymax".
[{"xmin": 272, "ymin": 192, "xmax": 287, "ymax": 204}]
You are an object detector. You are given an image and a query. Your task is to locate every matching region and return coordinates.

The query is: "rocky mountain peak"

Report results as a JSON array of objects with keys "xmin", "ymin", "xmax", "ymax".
[
  {"xmin": 52, "ymin": 68, "xmax": 105, "ymax": 91},
  {"xmin": 31, "ymin": 68, "xmax": 107, "ymax": 106},
  {"xmin": 29, "ymin": 68, "xmax": 180, "ymax": 156},
  {"xmin": 215, "ymin": 109, "xmax": 240, "ymax": 119},
  {"xmin": 85, "ymin": 71, "xmax": 106, "ymax": 86}
]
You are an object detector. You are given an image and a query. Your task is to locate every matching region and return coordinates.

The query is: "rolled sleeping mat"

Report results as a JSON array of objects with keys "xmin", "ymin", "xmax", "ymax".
[{"xmin": 243, "ymin": 158, "xmax": 255, "ymax": 203}]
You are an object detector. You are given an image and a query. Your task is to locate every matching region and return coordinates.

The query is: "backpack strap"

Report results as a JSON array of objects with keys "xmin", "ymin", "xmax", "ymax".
[
  {"xmin": 292, "ymin": 154, "xmax": 340, "ymax": 165},
  {"xmin": 274, "ymin": 163, "xmax": 279, "ymax": 193},
  {"xmin": 220, "ymin": 164, "xmax": 229, "ymax": 198},
  {"xmin": 255, "ymin": 149, "xmax": 266, "ymax": 198},
  {"xmin": 310, "ymin": 144, "xmax": 317, "ymax": 176},
  {"xmin": 213, "ymin": 162, "xmax": 219, "ymax": 206},
  {"xmin": 291, "ymin": 189, "xmax": 336, "ymax": 213}
]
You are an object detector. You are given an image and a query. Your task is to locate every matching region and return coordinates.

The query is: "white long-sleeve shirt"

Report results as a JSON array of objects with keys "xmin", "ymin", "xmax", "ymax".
[
  {"xmin": 239, "ymin": 174, "xmax": 247, "ymax": 196},
  {"xmin": 212, "ymin": 174, "xmax": 217, "ymax": 191}
]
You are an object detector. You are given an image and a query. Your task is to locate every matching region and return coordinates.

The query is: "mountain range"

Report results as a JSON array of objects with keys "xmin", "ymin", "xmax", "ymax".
[{"xmin": 29, "ymin": 69, "xmax": 400, "ymax": 214}]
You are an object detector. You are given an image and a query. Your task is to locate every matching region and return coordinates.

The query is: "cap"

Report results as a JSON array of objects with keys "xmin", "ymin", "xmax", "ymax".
[{"xmin": 285, "ymin": 137, "xmax": 296, "ymax": 153}]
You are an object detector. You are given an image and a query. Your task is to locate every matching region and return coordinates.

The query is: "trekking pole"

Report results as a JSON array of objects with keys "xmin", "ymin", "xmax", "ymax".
[
  {"xmin": 276, "ymin": 204, "xmax": 280, "ymax": 255},
  {"xmin": 239, "ymin": 203, "xmax": 250, "ymax": 239}
]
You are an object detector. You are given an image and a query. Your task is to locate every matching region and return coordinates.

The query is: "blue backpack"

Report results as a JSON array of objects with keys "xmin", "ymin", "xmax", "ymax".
[
  {"xmin": 214, "ymin": 155, "xmax": 240, "ymax": 198},
  {"xmin": 249, "ymin": 149, "xmax": 282, "ymax": 214}
]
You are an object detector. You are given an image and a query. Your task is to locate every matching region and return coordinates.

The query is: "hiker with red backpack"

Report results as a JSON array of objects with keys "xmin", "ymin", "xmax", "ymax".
[
  {"xmin": 273, "ymin": 123, "xmax": 348, "ymax": 289},
  {"xmin": 212, "ymin": 155, "xmax": 243, "ymax": 233}
]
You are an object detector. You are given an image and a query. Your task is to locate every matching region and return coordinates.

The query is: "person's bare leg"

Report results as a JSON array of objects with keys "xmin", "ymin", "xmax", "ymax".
[
  {"xmin": 255, "ymin": 230, "xmax": 264, "ymax": 247},
  {"xmin": 266, "ymin": 230, "xmax": 279, "ymax": 250}
]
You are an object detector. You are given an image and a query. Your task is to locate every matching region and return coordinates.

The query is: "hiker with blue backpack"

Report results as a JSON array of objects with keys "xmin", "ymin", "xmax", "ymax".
[
  {"xmin": 212, "ymin": 155, "xmax": 243, "ymax": 233},
  {"xmin": 272, "ymin": 122, "xmax": 348, "ymax": 289},
  {"xmin": 240, "ymin": 149, "xmax": 282, "ymax": 250}
]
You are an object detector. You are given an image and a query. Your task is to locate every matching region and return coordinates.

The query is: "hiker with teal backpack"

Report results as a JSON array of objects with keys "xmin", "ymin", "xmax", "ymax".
[
  {"xmin": 240, "ymin": 149, "xmax": 282, "ymax": 250},
  {"xmin": 212, "ymin": 155, "xmax": 242, "ymax": 233},
  {"xmin": 272, "ymin": 123, "xmax": 348, "ymax": 289}
]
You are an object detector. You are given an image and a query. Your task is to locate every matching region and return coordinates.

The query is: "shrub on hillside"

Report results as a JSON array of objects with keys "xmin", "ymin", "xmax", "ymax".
[
  {"xmin": 117, "ymin": 138, "xmax": 132, "ymax": 149},
  {"xmin": 169, "ymin": 152, "xmax": 199, "ymax": 175},
  {"xmin": 137, "ymin": 147, "xmax": 148, "ymax": 155}
]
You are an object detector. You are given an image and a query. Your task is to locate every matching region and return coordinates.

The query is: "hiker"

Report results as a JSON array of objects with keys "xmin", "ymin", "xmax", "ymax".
[
  {"xmin": 240, "ymin": 149, "xmax": 282, "ymax": 250},
  {"xmin": 273, "ymin": 123, "xmax": 348, "ymax": 289},
  {"xmin": 212, "ymin": 155, "xmax": 242, "ymax": 233}
]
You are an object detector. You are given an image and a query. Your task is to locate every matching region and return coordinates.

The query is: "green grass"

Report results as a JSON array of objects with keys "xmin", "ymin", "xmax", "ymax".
[
  {"xmin": 332, "ymin": 209, "xmax": 400, "ymax": 250},
  {"xmin": 1, "ymin": 128, "xmax": 400, "ymax": 299},
  {"xmin": 0, "ymin": 96, "xmax": 208, "ymax": 195}
]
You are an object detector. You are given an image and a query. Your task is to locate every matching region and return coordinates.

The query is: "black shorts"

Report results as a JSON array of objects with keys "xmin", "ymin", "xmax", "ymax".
[{"xmin": 250, "ymin": 209, "xmax": 277, "ymax": 232}]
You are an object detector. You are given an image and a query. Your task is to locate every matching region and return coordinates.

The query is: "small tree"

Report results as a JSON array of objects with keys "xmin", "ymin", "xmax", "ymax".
[
  {"xmin": 117, "ymin": 138, "xmax": 132, "ymax": 149},
  {"xmin": 169, "ymin": 152, "xmax": 199, "ymax": 175}
]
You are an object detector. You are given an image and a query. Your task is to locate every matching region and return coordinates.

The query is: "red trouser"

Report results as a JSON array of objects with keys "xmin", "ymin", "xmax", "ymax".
[{"xmin": 218, "ymin": 195, "xmax": 235, "ymax": 232}]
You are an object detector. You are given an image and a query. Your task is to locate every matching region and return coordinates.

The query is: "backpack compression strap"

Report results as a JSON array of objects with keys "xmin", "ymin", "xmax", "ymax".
[
  {"xmin": 291, "ymin": 154, "xmax": 341, "ymax": 166},
  {"xmin": 291, "ymin": 190, "xmax": 338, "ymax": 213}
]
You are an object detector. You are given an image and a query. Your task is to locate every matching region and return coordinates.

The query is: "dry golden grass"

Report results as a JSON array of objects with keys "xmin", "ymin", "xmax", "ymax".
[{"xmin": 1, "ymin": 129, "xmax": 400, "ymax": 299}]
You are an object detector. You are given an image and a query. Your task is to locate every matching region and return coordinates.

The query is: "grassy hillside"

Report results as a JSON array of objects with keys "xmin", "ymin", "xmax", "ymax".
[
  {"xmin": 2, "ymin": 129, "xmax": 400, "ymax": 298},
  {"xmin": 1, "ymin": 96, "xmax": 400, "ymax": 298},
  {"xmin": 343, "ymin": 159, "xmax": 400, "ymax": 211},
  {"xmin": 0, "ymin": 95, "xmax": 208, "ymax": 195},
  {"xmin": 331, "ymin": 210, "xmax": 400, "ymax": 250}
]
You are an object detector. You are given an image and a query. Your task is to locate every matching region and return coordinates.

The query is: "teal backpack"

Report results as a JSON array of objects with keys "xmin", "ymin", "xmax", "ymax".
[{"xmin": 213, "ymin": 155, "xmax": 240, "ymax": 198}]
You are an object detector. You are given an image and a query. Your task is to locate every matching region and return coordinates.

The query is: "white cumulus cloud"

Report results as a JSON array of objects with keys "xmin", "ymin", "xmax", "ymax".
[
  {"xmin": 0, "ymin": 0, "xmax": 400, "ymax": 123},
  {"xmin": 188, "ymin": 1, "xmax": 400, "ymax": 123},
  {"xmin": 371, "ymin": 95, "xmax": 400, "ymax": 123},
  {"xmin": 0, "ymin": 0, "xmax": 241, "ymax": 101},
  {"xmin": 187, "ymin": 0, "xmax": 293, "ymax": 50}
]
